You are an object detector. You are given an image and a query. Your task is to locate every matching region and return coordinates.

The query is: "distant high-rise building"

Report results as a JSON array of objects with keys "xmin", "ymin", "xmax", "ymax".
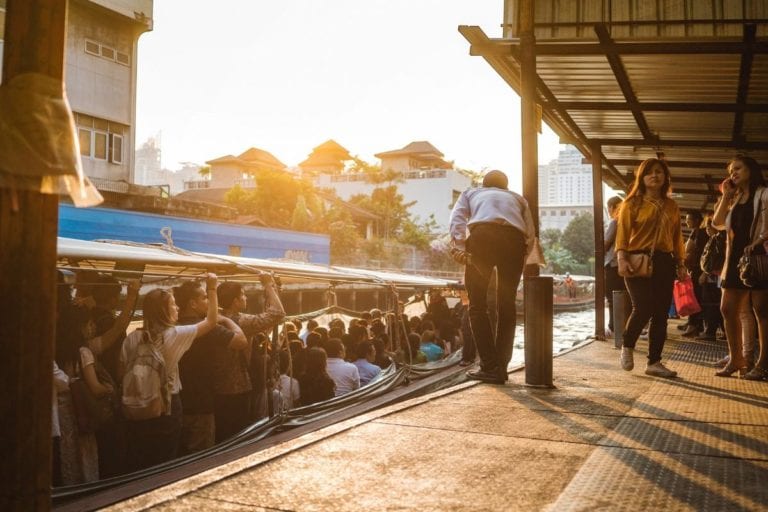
[
  {"xmin": 135, "ymin": 134, "xmax": 163, "ymax": 185},
  {"xmin": 538, "ymin": 146, "xmax": 593, "ymax": 231}
]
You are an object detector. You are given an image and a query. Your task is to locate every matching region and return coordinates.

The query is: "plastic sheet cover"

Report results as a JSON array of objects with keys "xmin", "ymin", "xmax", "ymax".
[{"xmin": 0, "ymin": 73, "xmax": 102, "ymax": 206}]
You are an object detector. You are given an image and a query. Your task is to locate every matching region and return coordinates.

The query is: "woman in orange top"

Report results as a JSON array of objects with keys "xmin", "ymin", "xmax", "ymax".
[{"xmin": 615, "ymin": 158, "xmax": 687, "ymax": 378}]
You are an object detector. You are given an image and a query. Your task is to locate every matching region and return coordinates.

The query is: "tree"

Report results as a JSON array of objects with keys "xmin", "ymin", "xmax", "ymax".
[
  {"xmin": 562, "ymin": 213, "xmax": 594, "ymax": 263},
  {"xmin": 198, "ymin": 165, "xmax": 211, "ymax": 178},
  {"xmin": 290, "ymin": 194, "xmax": 312, "ymax": 232},
  {"xmin": 540, "ymin": 228, "xmax": 562, "ymax": 248}
]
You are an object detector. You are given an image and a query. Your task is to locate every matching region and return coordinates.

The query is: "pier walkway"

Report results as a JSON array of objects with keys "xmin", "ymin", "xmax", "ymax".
[{"xmin": 110, "ymin": 325, "xmax": 768, "ymax": 511}]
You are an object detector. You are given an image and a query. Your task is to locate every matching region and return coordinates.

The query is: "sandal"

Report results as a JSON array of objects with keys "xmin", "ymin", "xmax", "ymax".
[
  {"xmin": 715, "ymin": 363, "xmax": 746, "ymax": 377},
  {"xmin": 742, "ymin": 366, "xmax": 768, "ymax": 381}
]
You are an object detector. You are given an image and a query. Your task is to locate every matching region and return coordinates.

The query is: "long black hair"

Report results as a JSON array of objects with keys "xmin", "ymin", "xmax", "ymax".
[{"xmin": 728, "ymin": 155, "xmax": 765, "ymax": 195}]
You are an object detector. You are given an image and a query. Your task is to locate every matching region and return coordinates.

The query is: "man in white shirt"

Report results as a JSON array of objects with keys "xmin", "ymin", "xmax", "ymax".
[
  {"xmin": 449, "ymin": 170, "xmax": 534, "ymax": 384},
  {"xmin": 325, "ymin": 338, "xmax": 360, "ymax": 396}
]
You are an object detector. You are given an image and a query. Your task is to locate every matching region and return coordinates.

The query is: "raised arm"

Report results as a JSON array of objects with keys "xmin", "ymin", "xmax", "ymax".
[
  {"xmin": 90, "ymin": 279, "xmax": 141, "ymax": 354},
  {"xmin": 194, "ymin": 273, "xmax": 219, "ymax": 337},
  {"xmin": 217, "ymin": 314, "xmax": 248, "ymax": 350},
  {"xmin": 237, "ymin": 274, "xmax": 286, "ymax": 336}
]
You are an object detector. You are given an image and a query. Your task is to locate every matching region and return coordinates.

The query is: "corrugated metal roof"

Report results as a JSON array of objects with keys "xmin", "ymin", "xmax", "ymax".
[{"xmin": 460, "ymin": 21, "xmax": 768, "ymax": 215}]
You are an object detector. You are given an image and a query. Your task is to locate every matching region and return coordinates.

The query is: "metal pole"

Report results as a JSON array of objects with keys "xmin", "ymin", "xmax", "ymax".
[
  {"xmin": 524, "ymin": 276, "xmax": 554, "ymax": 387},
  {"xmin": 591, "ymin": 142, "xmax": 606, "ymax": 339},
  {"xmin": 519, "ymin": 0, "xmax": 553, "ymax": 386}
]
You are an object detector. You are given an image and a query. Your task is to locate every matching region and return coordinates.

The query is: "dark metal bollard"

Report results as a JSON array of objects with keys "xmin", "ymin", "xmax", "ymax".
[
  {"xmin": 524, "ymin": 276, "xmax": 553, "ymax": 387},
  {"xmin": 612, "ymin": 290, "xmax": 631, "ymax": 349}
]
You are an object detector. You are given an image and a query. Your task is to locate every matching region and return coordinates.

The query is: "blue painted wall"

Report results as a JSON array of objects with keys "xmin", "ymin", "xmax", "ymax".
[{"xmin": 59, "ymin": 204, "xmax": 330, "ymax": 264}]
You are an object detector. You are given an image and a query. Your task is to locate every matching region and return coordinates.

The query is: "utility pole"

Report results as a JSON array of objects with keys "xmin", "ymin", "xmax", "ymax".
[{"xmin": 0, "ymin": 1, "xmax": 67, "ymax": 509}]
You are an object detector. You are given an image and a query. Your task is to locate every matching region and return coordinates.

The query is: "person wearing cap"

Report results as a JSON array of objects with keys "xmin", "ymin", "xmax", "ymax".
[{"xmin": 449, "ymin": 170, "xmax": 534, "ymax": 384}]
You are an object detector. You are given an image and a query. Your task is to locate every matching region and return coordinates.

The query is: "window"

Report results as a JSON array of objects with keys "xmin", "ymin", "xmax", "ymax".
[
  {"xmin": 100, "ymin": 46, "xmax": 115, "ymax": 60},
  {"xmin": 84, "ymin": 39, "xmax": 130, "ymax": 66},
  {"xmin": 78, "ymin": 128, "xmax": 91, "ymax": 156},
  {"xmin": 228, "ymin": 246, "xmax": 242, "ymax": 257},
  {"xmin": 110, "ymin": 134, "xmax": 123, "ymax": 164},
  {"xmin": 94, "ymin": 132, "xmax": 108, "ymax": 160},
  {"xmin": 75, "ymin": 113, "xmax": 127, "ymax": 164},
  {"xmin": 85, "ymin": 40, "xmax": 100, "ymax": 56}
]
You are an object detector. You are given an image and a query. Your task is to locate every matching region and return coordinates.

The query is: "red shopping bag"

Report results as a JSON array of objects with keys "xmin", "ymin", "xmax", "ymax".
[{"xmin": 673, "ymin": 277, "xmax": 702, "ymax": 318}]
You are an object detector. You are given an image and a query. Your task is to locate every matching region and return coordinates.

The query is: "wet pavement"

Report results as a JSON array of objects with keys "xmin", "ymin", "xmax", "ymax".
[{"xmin": 108, "ymin": 321, "xmax": 768, "ymax": 511}]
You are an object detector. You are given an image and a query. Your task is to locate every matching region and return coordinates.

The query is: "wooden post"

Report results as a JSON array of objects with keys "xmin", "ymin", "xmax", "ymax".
[
  {"xmin": 0, "ymin": 1, "xmax": 67, "ymax": 509},
  {"xmin": 591, "ymin": 142, "xmax": 606, "ymax": 339}
]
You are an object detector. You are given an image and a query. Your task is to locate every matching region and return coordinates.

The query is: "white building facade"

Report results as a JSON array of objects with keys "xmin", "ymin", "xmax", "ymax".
[
  {"xmin": 314, "ymin": 141, "xmax": 473, "ymax": 233},
  {"xmin": 0, "ymin": 0, "xmax": 153, "ymax": 183}
]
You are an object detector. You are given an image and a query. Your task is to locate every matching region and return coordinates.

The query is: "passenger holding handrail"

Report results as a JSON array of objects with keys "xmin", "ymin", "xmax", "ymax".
[
  {"xmin": 616, "ymin": 158, "xmax": 687, "ymax": 378},
  {"xmin": 711, "ymin": 156, "xmax": 768, "ymax": 380}
]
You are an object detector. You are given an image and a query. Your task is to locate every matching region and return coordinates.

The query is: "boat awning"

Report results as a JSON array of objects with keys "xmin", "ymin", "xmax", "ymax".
[
  {"xmin": 57, "ymin": 237, "xmax": 459, "ymax": 288},
  {"xmin": 460, "ymin": 23, "xmax": 768, "ymax": 214}
]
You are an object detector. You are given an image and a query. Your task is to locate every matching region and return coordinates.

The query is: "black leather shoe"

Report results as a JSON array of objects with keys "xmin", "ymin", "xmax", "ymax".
[{"xmin": 466, "ymin": 369, "xmax": 504, "ymax": 384}]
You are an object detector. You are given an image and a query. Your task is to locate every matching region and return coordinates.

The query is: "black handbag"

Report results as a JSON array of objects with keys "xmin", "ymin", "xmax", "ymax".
[
  {"xmin": 69, "ymin": 362, "xmax": 117, "ymax": 434},
  {"xmin": 738, "ymin": 254, "xmax": 768, "ymax": 287}
]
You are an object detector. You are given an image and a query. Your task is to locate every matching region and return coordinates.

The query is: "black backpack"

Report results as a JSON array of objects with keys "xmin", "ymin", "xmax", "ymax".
[{"xmin": 700, "ymin": 232, "xmax": 726, "ymax": 274}]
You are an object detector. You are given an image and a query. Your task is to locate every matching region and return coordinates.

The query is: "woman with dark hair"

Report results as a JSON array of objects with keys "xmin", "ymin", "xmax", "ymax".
[
  {"xmin": 119, "ymin": 274, "xmax": 220, "ymax": 471},
  {"xmin": 712, "ymin": 156, "xmax": 768, "ymax": 379},
  {"xmin": 616, "ymin": 158, "xmax": 687, "ymax": 378},
  {"xmin": 298, "ymin": 348, "xmax": 335, "ymax": 406}
]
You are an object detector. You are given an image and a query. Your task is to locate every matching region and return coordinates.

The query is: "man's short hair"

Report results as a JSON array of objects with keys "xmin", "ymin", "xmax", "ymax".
[
  {"xmin": 217, "ymin": 282, "xmax": 243, "ymax": 309},
  {"xmin": 326, "ymin": 338, "xmax": 344, "ymax": 358},
  {"xmin": 173, "ymin": 281, "xmax": 203, "ymax": 311},
  {"xmin": 356, "ymin": 340, "xmax": 374, "ymax": 360},
  {"xmin": 482, "ymin": 170, "xmax": 508, "ymax": 189},
  {"xmin": 607, "ymin": 196, "xmax": 623, "ymax": 210}
]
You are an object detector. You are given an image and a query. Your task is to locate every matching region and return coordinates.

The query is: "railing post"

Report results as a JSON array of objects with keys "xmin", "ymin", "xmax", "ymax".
[{"xmin": 524, "ymin": 276, "xmax": 554, "ymax": 387}]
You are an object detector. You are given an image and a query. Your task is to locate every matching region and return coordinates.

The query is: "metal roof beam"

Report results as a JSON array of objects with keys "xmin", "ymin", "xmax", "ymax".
[
  {"xmin": 469, "ymin": 39, "xmax": 768, "ymax": 57},
  {"xmin": 733, "ymin": 24, "xmax": 757, "ymax": 143},
  {"xmin": 606, "ymin": 159, "xmax": 726, "ymax": 170},
  {"xmin": 595, "ymin": 24, "xmax": 654, "ymax": 142},
  {"xmin": 594, "ymin": 138, "xmax": 768, "ymax": 149},
  {"xmin": 549, "ymin": 101, "xmax": 768, "ymax": 113}
]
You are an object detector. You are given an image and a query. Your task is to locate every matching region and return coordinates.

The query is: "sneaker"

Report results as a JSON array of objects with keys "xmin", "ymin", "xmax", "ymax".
[
  {"xmin": 620, "ymin": 347, "xmax": 634, "ymax": 371},
  {"xmin": 645, "ymin": 361, "xmax": 678, "ymax": 378}
]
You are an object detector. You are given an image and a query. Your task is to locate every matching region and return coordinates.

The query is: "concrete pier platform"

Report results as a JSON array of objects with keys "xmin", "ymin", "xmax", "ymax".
[{"xmin": 109, "ymin": 327, "xmax": 768, "ymax": 511}]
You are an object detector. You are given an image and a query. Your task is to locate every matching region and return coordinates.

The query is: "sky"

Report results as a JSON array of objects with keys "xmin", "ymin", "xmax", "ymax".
[{"xmin": 135, "ymin": 0, "xmax": 565, "ymax": 192}]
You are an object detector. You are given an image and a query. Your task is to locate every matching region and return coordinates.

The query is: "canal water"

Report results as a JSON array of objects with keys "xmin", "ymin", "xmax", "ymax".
[{"xmin": 510, "ymin": 307, "xmax": 598, "ymax": 364}]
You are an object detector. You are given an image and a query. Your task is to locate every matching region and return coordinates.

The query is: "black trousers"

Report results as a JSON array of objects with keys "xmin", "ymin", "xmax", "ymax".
[
  {"xmin": 125, "ymin": 394, "xmax": 183, "ymax": 473},
  {"xmin": 604, "ymin": 265, "xmax": 627, "ymax": 332},
  {"xmin": 215, "ymin": 392, "xmax": 252, "ymax": 443},
  {"xmin": 465, "ymin": 224, "xmax": 525, "ymax": 374},
  {"xmin": 623, "ymin": 252, "xmax": 675, "ymax": 364}
]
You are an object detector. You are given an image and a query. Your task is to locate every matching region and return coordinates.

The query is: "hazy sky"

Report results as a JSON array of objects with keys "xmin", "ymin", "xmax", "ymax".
[{"xmin": 135, "ymin": 0, "xmax": 564, "ymax": 191}]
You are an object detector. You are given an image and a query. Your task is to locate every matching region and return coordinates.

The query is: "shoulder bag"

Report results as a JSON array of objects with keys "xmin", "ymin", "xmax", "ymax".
[
  {"xmin": 618, "ymin": 199, "xmax": 664, "ymax": 278},
  {"xmin": 738, "ymin": 189, "xmax": 768, "ymax": 286}
]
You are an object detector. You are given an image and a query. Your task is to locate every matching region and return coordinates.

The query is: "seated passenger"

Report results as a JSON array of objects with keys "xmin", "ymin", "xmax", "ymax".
[
  {"xmin": 325, "ymin": 338, "xmax": 360, "ymax": 396},
  {"xmin": 419, "ymin": 330, "xmax": 445, "ymax": 362},
  {"xmin": 298, "ymin": 348, "xmax": 335, "ymax": 406},
  {"xmin": 353, "ymin": 341, "xmax": 382, "ymax": 386}
]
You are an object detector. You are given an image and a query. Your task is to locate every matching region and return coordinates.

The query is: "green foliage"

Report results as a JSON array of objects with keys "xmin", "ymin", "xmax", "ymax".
[
  {"xmin": 224, "ymin": 184, "xmax": 258, "ymax": 214},
  {"xmin": 198, "ymin": 165, "xmax": 211, "ymax": 178},
  {"xmin": 561, "ymin": 213, "xmax": 595, "ymax": 263},
  {"xmin": 290, "ymin": 195, "xmax": 312, "ymax": 232},
  {"xmin": 540, "ymin": 228, "xmax": 562, "ymax": 248}
]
